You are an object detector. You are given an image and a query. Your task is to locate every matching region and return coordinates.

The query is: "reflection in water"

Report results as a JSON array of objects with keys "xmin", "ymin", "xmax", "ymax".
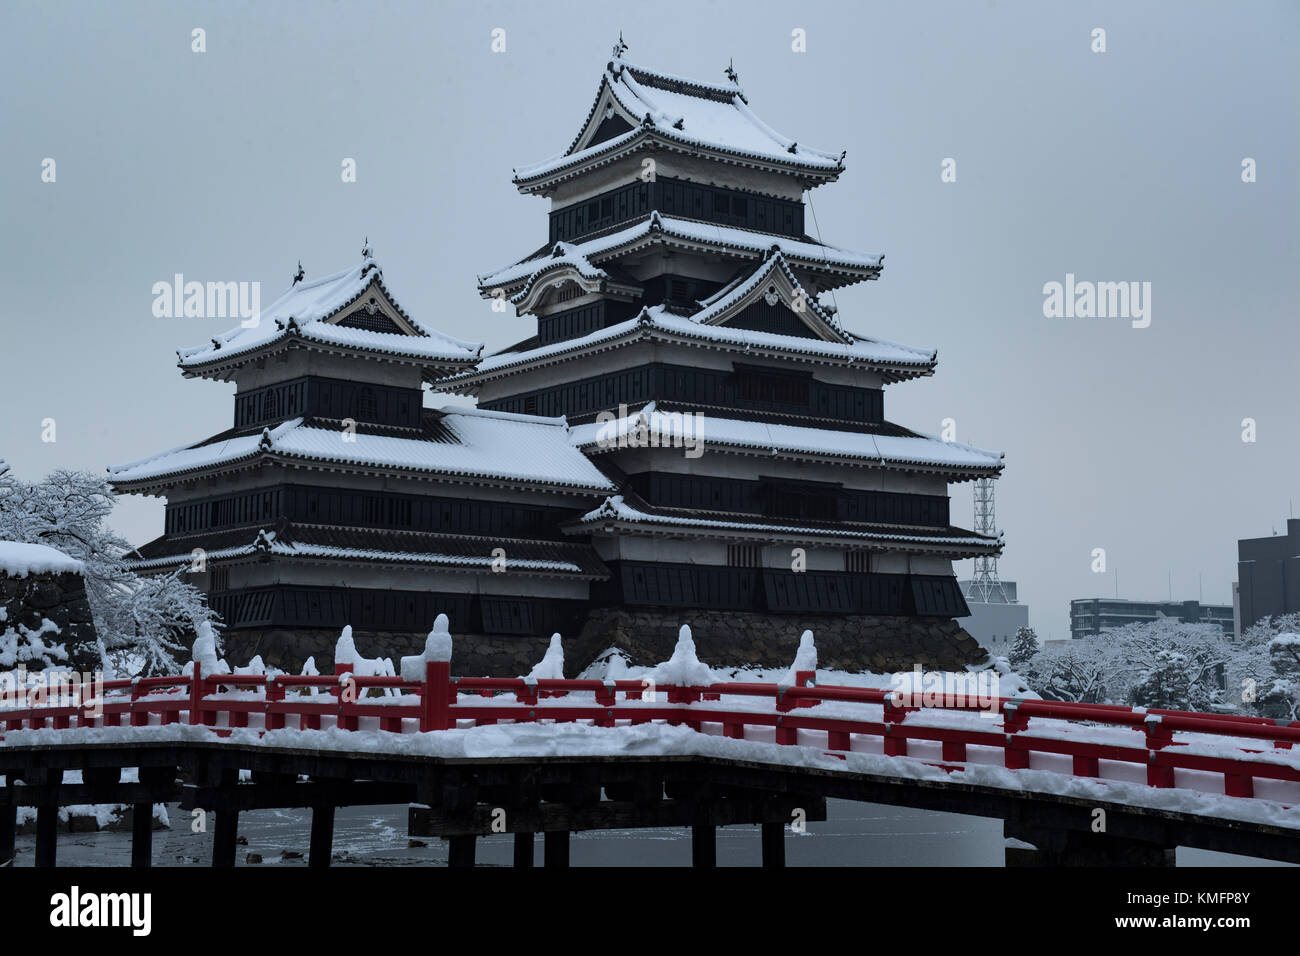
[{"xmin": 9, "ymin": 799, "xmax": 1290, "ymax": 867}]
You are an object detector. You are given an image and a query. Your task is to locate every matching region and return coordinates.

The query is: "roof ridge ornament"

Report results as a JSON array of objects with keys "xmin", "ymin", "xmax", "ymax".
[
  {"xmin": 293, "ymin": 260, "xmax": 305, "ymax": 285},
  {"xmin": 362, "ymin": 236, "xmax": 373, "ymax": 259},
  {"xmin": 725, "ymin": 58, "xmax": 739, "ymax": 85},
  {"xmin": 257, "ymin": 428, "xmax": 273, "ymax": 453},
  {"xmin": 611, "ymin": 31, "xmax": 628, "ymax": 60}
]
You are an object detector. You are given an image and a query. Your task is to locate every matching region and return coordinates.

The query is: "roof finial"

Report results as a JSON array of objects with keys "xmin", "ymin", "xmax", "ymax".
[
  {"xmin": 362, "ymin": 235, "xmax": 372, "ymax": 259},
  {"xmin": 612, "ymin": 31, "xmax": 628, "ymax": 59},
  {"xmin": 725, "ymin": 57, "xmax": 739, "ymax": 84},
  {"xmin": 293, "ymin": 260, "xmax": 305, "ymax": 285}
]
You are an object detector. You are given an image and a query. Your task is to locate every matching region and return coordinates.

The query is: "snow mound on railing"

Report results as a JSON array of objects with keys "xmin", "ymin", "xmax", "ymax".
[
  {"xmin": 183, "ymin": 622, "xmax": 230, "ymax": 677},
  {"xmin": 525, "ymin": 633, "xmax": 565, "ymax": 681},
  {"xmin": 400, "ymin": 614, "xmax": 453, "ymax": 681},
  {"xmin": 336, "ymin": 625, "xmax": 397, "ymax": 678},
  {"xmin": 780, "ymin": 630, "xmax": 817, "ymax": 685},
  {"xmin": 648, "ymin": 626, "xmax": 716, "ymax": 686}
]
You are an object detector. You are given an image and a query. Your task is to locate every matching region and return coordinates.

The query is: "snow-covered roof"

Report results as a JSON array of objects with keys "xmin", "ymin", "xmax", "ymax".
[
  {"xmin": 434, "ymin": 303, "xmax": 936, "ymax": 395},
  {"xmin": 478, "ymin": 212, "xmax": 881, "ymax": 293},
  {"xmin": 569, "ymin": 495, "xmax": 1001, "ymax": 556},
  {"xmin": 513, "ymin": 51, "xmax": 845, "ymax": 190},
  {"xmin": 108, "ymin": 407, "xmax": 617, "ymax": 493},
  {"xmin": 127, "ymin": 525, "xmax": 609, "ymax": 579},
  {"xmin": 568, "ymin": 404, "xmax": 1003, "ymax": 477},
  {"xmin": 176, "ymin": 259, "xmax": 483, "ymax": 374},
  {"xmin": 0, "ymin": 541, "xmax": 85, "ymax": 578}
]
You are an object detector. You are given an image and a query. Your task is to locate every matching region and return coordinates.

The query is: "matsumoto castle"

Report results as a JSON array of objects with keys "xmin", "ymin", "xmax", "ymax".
[{"xmin": 109, "ymin": 42, "xmax": 1005, "ymax": 675}]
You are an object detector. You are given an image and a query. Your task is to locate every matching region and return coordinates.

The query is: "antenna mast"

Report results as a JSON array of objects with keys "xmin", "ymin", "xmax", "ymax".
[{"xmin": 970, "ymin": 477, "xmax": 1009, "ymax": 602}]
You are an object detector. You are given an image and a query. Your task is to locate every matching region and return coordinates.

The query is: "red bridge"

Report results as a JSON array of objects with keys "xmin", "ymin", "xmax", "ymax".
[{"xmin": 2, "ymin": 625, "xmax": 1298, "ymax": 868}]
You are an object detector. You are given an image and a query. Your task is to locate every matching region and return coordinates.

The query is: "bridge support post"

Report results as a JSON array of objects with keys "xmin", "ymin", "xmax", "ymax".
[
  {"xmin": 692, "ymin": 825, "xmax": 716, "ymax": 867},
  {"xmin": 309, "ymin": 804, "xmax": 335, "ymax": 868},
  {"xmin": 447, "ymin": 834, "xmax": 476, "ymax": 868},
  {"xmin": 131, "ymin": 803, "xmax": 152, "ymax": 868},
  {"xmin": 35, "ymin": 806, "xmax": 58, "ymax": 867},
  {"xmin": 1005, "ymin": 822, "xmax": 1175, "ymax": 866},
  {"xmin": 544, "ymin": 829, "xmax": 570, "ymax": 867},
  {"xmin": 761, "ymin": 822, "xmax": 785, "ymax": 867},
  {"xmin": 0, "ymin": 802, "xmax": 16, "ymax": 866},
  {"xmin": 513, "ymin": 832, "xmax": 534, "ymax": 867},
  {"xmin": 212, "ymin": 808, "xmax": 238, "ymax": 868}
]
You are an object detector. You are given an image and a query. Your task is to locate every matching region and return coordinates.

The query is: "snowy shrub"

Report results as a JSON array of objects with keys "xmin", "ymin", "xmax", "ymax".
[{"xmin": 1008, "ymin": 626, "xmax": 1039, "ymax": 668}]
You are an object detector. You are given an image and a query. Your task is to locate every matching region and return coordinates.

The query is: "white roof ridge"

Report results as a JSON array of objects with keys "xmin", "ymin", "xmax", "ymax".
[{"xmin": 440, "ymin": 404, "xmax": 569, "ymax": 428}]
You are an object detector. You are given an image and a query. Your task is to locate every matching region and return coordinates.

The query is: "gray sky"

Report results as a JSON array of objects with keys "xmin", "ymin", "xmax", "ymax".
[{"xmin": 2, "ymin": 0, "xmax": 1296, "ymax": 641}]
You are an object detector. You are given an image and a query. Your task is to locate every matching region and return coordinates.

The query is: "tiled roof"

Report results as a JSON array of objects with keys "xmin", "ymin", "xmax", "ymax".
[
  {"xmin": 108, "ymin": 407, "xmax": 617, "ymax": 492},
  {"xmin": 513, "ymin": 52, "xmax": 844, "ymax": 187},
  {"xmin": 176, "ymin": 259, "xmax": 483, "ymax": 372}
]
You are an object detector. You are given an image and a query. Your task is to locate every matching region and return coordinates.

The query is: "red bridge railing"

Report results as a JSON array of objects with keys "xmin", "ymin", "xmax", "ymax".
[{"xmin": 2, "ymin": 659, "xmax": 1298, "ymax": 804}]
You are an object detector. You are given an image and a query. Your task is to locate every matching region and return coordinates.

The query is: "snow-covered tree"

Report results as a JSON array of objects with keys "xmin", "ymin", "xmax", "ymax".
[
  {"xmin": 1018, "ymin": 636, "xmax": 1116, "ymax": 703},
  {"xmin": 0, "ymin": 468, "xmax": 218, "ymax": 675},
  {"xmin": 1008, "ymin": 625, "xmax": 1039, "ymax": 668}
]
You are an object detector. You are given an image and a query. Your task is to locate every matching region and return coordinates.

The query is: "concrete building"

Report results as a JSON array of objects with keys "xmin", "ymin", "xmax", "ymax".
[
  {"xmin": 1069, "ymin": 598, "xmax": 1233, "ymax": 640},
  {"xmin": 957, "ymin": 580, "xmax": 1029, "ymax": 656},
  {"xmin": 1236, "ymin": 518, "xmax": 1300, "ymax": 635}
]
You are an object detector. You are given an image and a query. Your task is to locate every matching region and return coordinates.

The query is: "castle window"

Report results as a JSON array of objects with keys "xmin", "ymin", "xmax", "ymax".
[
  {"xmin": 727, "ymin": 544, "xmax": 761, "ymax": 568},
  {"xmin": 845, "ymin": 551, "xmax": 872, "ymax": 573},
  {"xmin": 357, "ymin": 387, "xmax": 377, "ymax": 420}
]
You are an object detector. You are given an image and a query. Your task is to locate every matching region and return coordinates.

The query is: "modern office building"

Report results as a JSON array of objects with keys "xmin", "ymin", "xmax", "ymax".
[
  {"xmin": 1069, "ymin": 598, "xmax": 1234, "ymax": 640},
  {"xmin": 957, "ymin": 580, "xmax": 1029, "ymax": 656},
  {"xmin": 1236, "ymin": 518, "xmax": 1300, "ymax": 634}
]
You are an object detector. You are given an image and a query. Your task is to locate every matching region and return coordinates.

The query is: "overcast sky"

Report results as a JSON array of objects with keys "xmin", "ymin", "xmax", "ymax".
[{"xmin": 1, "ymin": 0, "xmax": 1296, "ymax": 640}]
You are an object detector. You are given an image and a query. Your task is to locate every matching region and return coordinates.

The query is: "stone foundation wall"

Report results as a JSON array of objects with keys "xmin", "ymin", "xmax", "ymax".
[
  {"xmin": 0, "ymin": 569, "xmax": 97, "ymax": 670},
  {"xmin": 218, "ymin": 608, "xmax": 987, "ymax": 678},
  {"xmin": 570, "ymin": 607, "xmax": 988, "ymax": 674}
]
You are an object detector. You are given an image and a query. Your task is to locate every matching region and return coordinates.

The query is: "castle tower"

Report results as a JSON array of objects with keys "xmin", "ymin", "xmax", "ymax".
[
  {"xmin": 434, "ymin": 43, "xmax": 1005, "ymax": 669},
  {"xmin": 110, "ymin": 256, "xmax": 614, "ymax": 672}
]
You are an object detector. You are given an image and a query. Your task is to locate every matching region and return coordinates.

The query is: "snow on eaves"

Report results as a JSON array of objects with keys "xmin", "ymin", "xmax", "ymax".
[
  {"xmin": 477, "ymin": 213, "xmax": 881, "ymax": 291},
  {"xmin": 176, "ymin": 259, "xmax": 482, "ymax": 369},
  {"xmin": 572, "ymin": 495, "xmax": 1001, "ymax": 551},
  {"xmin": 569, "ymin": 407, "xmax": 1004, "ymax": 474},
  {"xmin": 108, "ymin": 409, "xmax": 616, "ymax": 491},
  {"xmin": 436, "ymin": 305, "xmax": 935, "ymax": 391}
]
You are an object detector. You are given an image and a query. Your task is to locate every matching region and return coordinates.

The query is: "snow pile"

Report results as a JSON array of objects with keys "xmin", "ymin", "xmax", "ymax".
[
  {"xmin": 182, "ymin": 622, "xmax": 229, "ymax": 677},
  {"xmin": 780, "ymin": 630, "xmax": 817, "ymax": 686},
  {"xmin": 0, "ymin": 617, "xmax": 68, "ymax": 669},
  {"xmin": 648, "ymin": 626, "xmax": 715, "ymax": 686},
  {"xmin": 0, "ymin": 541, "xmax": 84, "ymax": 578},
  {"xmin": 335, "ymin": 625, "xmax": 396, "ymax": 678},
  {"xmin": 525, "ymin": 634, "xmax": 565, "ymax": 681},
  {"xmin": 399, "ymin": 614, "xmax": 454, "ymax": 682}
]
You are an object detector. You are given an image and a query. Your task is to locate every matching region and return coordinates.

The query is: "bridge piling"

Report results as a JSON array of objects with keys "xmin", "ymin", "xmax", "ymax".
[
  {"xmin": 0, "ymin": 802, "xmax": 15, "ymax": 866},
  {"xmin": 131, "ymin": 803, "xmax": 153, "ymax": 868},
  {"xmin": 544, "ymin": 829, "xmax": 570, "ymax": 867},
  {"xmin": 761, "ymin": 821, "xmax": 784, "ymax": 867},
  {"xmin": 691, "ymin": 825, "xmax": 716, "ymax": 867},
  {"xmin": 513, "ymin": 832, "xmax": 534, "ymax": 867},
  {"xmin": 212, "ymin": 808, "xmax": 239, "ymax": 868},
  {"xmin": 309, "ymin": 804, "xmax": 335, "ymax": 868},
  {"xmin": 448, "ymin": 834, "xmax": 476, "ymax": 867},
  {"xmin": 35, "ymin": 806, "xmax": 58, "ymax": 867}
]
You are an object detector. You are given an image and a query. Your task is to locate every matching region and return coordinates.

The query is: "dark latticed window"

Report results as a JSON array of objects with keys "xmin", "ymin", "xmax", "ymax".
[
  {"xmin": 357, "ymin": 387, "xmax": 377, "ymax": 420},
  {"xmin": 727, "ymin": 544, "xmax": 762, "ymax": 568},
  {"xmin": 844, "ymin": 551, "xmax": 872, "ymax": 573},
  {"xmin": 337, "ymin": 306, "xmax": 404, "ymax": 334}
]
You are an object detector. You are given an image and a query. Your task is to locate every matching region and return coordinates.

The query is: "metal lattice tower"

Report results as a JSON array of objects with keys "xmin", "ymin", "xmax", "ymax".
[{"xmin": 969, "ymin": 477, "xmax": 1009, "ymax": 603}]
